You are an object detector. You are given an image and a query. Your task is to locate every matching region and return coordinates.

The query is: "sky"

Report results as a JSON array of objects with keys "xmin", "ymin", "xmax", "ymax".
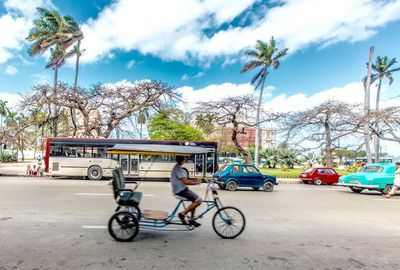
[{"xmin": 1, "ymin": 0, "xmax": 400, "ymax": 154}]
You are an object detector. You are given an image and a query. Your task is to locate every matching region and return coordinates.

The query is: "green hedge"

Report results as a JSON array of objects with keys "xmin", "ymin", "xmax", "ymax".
[{"xmin": 259, "ymin": 168, "xmax": 349, "ymax": 178}]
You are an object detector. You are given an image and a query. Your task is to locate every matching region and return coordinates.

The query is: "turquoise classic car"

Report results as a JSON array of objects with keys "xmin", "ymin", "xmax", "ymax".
[{"xmin": 338, "ymin": 163, "xmax": 396, "ymax": 194}]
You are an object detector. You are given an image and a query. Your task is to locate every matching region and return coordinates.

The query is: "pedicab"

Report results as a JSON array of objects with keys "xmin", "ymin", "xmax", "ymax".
[{"xmin": 106, "ymin": 143, "xmax": 246, "ymax": 242}]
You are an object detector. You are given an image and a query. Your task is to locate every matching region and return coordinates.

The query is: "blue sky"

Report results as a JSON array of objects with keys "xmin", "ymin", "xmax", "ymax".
[{"xmin": 1, "ymin": 0, "xmax": 400, "ymax": 152}]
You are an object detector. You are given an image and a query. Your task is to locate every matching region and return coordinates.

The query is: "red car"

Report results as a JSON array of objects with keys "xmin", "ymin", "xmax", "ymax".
[{"xmin": 299, "ymin": 167, "xmax": 340, "ymax": 185}]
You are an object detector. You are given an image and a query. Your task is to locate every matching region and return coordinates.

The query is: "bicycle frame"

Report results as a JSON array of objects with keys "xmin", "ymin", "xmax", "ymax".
[{"xmin": 137, "ymin": 178, "xmax": 223, "ymax": 229}]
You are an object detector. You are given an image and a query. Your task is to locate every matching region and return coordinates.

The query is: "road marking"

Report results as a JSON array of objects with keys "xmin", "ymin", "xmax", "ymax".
[
  {"xmin": 373, "ymin": 198, "xmax": 400, "ymax": 202},
  {"xmin": 295, "ymin": 188, "xmax": 340, "ymax": 191},
  {"xmin": 82, "ymin": 225, "xmax": 107, "ymax": 229},
  {"xmin": 76, "ymin": 193, "xmax": 154, "ymax": 197}
]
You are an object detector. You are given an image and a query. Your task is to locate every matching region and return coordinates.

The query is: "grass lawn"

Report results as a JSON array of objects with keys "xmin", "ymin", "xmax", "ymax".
[{"xmin": 259, "ymin": 168, "xmax": 350, "ymax": 178}]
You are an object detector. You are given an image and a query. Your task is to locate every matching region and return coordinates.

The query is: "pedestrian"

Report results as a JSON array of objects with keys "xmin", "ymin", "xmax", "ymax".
[
  {"xmin": 31, "ymin": 165, "xmax": 37, "ymax": 176},
  {"xmin": 170, "ymin": 155, "xmax": 202, "ymax": 227},
  {"xmin": 383, "ymin": 162, "xmax": 400, "ymax": 199},
  {"xmin": 26, "ymin": 164, "xmax": 32, "ymax": 176}
]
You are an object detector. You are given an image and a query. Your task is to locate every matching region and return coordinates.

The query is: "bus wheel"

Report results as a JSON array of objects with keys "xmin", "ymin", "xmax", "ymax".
[{"xmin": 88, "ymin": 166, "xmax": 103, "ymax": 180}]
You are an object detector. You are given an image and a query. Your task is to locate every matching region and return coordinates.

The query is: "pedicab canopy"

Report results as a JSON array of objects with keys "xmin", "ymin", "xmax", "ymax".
[{"xmin": 106, "ymin": 144, "xmax": 210, "ymax": 156}]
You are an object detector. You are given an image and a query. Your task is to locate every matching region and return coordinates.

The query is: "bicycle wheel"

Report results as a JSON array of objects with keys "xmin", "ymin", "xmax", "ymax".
[
  {"xmin": 108, "ymin": 211, "xmax": 139, "ymax": 242},
  {"xmin": 212, "ymin": 206, "xmax": 245, "ymax": 239}
]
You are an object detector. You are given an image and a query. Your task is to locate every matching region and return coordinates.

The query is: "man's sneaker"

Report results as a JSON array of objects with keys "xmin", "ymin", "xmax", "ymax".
[
  {"xmin": 189, "ymin": 219, "xmax": 201, "ymax": 227},
  {"xmin": 178, "ymin": 213, "xmax": 187, "ymax": 225},
  {"xmin": 383, "ymin": 194, "xmax": 392, "ymax": 199}
]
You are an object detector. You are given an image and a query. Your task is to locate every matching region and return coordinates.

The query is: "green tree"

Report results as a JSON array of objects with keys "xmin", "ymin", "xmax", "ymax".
[
  {"xmin": 26, "ymin": 7, "xmax": 83, "ymax": 137},
  {"xmin": 195, "ymin": 113, "xmax": 214, "ymax": 138},
  {"xmin": 241, "ymin": 37, "xmax": 288, "ymax": 167},
  {"xmin": 148, "ymin": 109, "xmax": 204, "ymax": 141},
  {"xmin": 0, "ymin": 100, "xmax": 9, "ymax": 130},
  {"xmin": 370, "ymin": 56, "xmax": 400, "ymax": 162}
]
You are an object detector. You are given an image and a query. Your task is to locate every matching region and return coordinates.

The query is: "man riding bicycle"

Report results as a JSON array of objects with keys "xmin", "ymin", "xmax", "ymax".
[{"xmin": 170, "ymin": 156, "xmax": 202, "ymax": 227}]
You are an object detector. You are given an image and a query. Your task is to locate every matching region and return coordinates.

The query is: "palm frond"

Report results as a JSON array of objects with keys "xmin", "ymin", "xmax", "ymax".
[{"xmin": 240, "ymin": 60, "xmax": 263, "ymax": 73}]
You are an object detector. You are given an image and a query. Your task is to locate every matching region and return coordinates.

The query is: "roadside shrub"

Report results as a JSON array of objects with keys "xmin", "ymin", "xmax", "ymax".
[{"xmin": 345, "ymin": 165, "xmax": 359, "ymax": 173}]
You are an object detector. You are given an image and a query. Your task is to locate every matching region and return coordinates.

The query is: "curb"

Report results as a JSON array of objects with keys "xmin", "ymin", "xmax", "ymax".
[{"xmin": 277, "ymin": 178, "xmax": 302, "ymax": 184}]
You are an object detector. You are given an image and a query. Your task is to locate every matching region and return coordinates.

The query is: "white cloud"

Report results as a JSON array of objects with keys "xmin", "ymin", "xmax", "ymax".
[
  {"xmin": 5, "ymin": 65, "xmax": 17, "ymax": 75},
  {"xmin": 0, "ymin": 91, "xmax": 21, "ymax": 108},
  {"xmin": 177, "ymin": 80, "xmax": 399, "ymax": 113},
  {"xmin": 81, "ymin": 0, "xmax": 400, "ymax": 63},
  {"xmin": 31, "ymin": 72, "xmax": 51, "ymax": 84},
  {"xmin": 126, "ymin": 60, "xmax": 136, "ymax": 69},
  {"xmin": 178, "ymin": 82, "xmax": 256, "ymax": 110},
  {"xmin": 0, "ymin": 0, "xmax": 53, "ymax": 64},
  {"xmin": 262, "ymin": 81, "xmax": 400, "ymax": 113}
]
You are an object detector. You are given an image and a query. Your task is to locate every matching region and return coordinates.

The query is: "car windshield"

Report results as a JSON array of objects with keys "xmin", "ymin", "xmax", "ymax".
[
  {"xmin": 219, "ymin": 165, "xmax": 230, "ymax": 172},
  {"xmin": 359, "ymin": 166, "xmax": 384, "ymax": 173},
  {"xmin": 303, "ymin": 168, "xmax": 313, "ymax": 173}
]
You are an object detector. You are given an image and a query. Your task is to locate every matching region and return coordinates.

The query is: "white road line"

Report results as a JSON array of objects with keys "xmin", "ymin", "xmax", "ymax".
[
  {"xmin": 76, "ymin": 193, "xmax": 154, "ymax": 197},
  {"xmin": 374, "ymin": 198, "xmax": 400, "ymax": 201},
  {"xmin": 295, "ymin": 188, "xmax": 340, "ymax": 191},
  {"xmin": 82, "ymin": 225, "xmax": 107, "ymax": 229},
  {"xmin": 76, "ymin": 193, "xmax": 112, "ymax": 196}
]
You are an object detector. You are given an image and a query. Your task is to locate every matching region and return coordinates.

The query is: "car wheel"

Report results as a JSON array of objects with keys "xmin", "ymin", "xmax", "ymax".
[
  {"xmin": 382, "ymin": 185, "xmax": 393, "ymax": 195},
  {"xmin": 252, "ymin": 187, "xmax": 260, "ymax": 191},
  {"xmin": 263, "ymin": 181, "xmax": 274, "ymax": 192},
  {"xmin": 88, "ymin": 166, "xmax": 103, "ymax": 180},
  {"xmin": 350, "ymin": 187, "xmax": 363, "ymax": 193},
  {"xmin": 225, "ymin": 181, "xmax": 238, "ymax": 191},
  {"xmin": 314, "ymin": 178, "xmax": 322, "ymax": 185}
]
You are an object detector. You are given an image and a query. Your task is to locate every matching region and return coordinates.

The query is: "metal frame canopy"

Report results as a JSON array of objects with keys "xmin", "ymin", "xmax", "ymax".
[{"xmin": 106, "ymin": 143, "xmax": 210, "ymax": 156}]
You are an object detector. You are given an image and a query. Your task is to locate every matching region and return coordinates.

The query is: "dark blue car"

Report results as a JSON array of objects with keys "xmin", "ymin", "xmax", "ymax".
[{"xmin": 214, "ymin": 164, "xmax": 277, "ymax": 192}]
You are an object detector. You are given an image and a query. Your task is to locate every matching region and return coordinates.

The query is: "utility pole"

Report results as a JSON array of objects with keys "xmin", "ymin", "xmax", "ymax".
[{"xmin": 364, "ymin": 46, "xmax": 374, "ymax": 164}]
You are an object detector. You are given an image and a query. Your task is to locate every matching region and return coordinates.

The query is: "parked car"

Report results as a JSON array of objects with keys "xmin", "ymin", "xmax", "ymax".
[
  {"xmin": 338, "ymin": 163, "xmax": 396, "ymax": 194},
  {"xmin": 214, "ymin": 164, "xmax": 277, "ymax": 192},
  {"xmin": 299, "ymin": 167, "xmax": 340, "ymax": 185}
]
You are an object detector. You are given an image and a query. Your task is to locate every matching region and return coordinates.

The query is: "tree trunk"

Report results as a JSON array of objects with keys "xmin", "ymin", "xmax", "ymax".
[
  {"xmin": 373, "ymin": 78, "xmax": 382, "ymax": 163},
  {"xmin": 324, "ymin": 120, "xmax": 333, "ymax": 167},
  {"xmin": 364, "ymin": 46, "xmax": 374, "ymax": 164},
  {"xmin": 71, "ymin": 41, "xmax": 81, "ymax": 136},
  {"xmin": 140, "ymin": 124, "xmax": 143, "ymax": 139},
  {"xmin": 232, "ymin": 121, "xmax": 252, "ymax": 163},
  {"xmin": 255, "ymin": 69, "xmax": 266, "ymax": 167},
  {"xmin": 52, "ymin": 63, "xmax": 59, "ymax": 137}
]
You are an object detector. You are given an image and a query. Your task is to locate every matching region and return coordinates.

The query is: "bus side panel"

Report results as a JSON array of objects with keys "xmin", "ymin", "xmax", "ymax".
[{"xmin": 49, "ymin": 157, "xmax": 118, "ymax": 178}]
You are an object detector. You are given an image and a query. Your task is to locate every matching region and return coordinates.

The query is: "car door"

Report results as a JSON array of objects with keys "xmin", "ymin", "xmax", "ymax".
[
  {"xmin": 244, "ymin": 165, "xmax": 264, "ymax": 187},
  {"xmin": 315, "ymin": 168, "xmax": 326, "ymax": 182},
  {"xmin": 239, "ymin": 165, "xmax": 259, "ymax": 187},
  {"xmin": 324, "ymin": 169, "xmax": 337, "ymax": 183},
  {"xmin": 229, "ymin": 165, "xmax": 242, "ymax": 184}
]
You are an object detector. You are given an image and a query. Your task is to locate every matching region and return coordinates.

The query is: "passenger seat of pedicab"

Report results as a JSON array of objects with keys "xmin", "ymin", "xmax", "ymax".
[{"xmin": 112, "ymin": 168, "xmax": 142, "ymax": 206}]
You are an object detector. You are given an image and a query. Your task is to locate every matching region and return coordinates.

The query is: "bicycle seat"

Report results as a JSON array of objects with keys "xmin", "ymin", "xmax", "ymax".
[{"xmin": 174, "ymin": 195, "xmax": 188, "ymax": 201}]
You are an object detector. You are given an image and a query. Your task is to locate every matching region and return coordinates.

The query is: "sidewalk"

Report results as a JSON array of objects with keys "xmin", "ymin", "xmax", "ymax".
[
  {"xmin": 0, "ymin": 161, "xmax": 32, "ymax": 176},
  {"xmin": 0, "ymin": 162, "xmax": 302, "ymax": 183}
]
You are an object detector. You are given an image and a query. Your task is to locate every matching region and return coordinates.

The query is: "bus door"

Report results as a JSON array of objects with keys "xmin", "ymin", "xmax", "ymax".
[
  {"xmin": 120, "ymin": 155, "xmax": 129, "ymax": 174},
  {"xmin": 195, "ymin": 154, "xmax": 204, "ymax": 177},
  {"xmin": 206, "ymin": 148, "xmax": 215, "ymax": 176},
  {"xmin": 129, "ymin": 155, "xmax": 139, "ymax": 176}
]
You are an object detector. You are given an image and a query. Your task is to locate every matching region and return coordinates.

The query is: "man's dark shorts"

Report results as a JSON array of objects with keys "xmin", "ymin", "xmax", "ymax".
[{"xmin": 175, "ymin": 188, "xmax": 201, "ymax": 202}]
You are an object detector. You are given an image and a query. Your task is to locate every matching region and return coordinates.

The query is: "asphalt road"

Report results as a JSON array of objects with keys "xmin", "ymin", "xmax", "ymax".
[{"xmin": 1, "ymin": 176, "xmax": 400, "ymax": 270}]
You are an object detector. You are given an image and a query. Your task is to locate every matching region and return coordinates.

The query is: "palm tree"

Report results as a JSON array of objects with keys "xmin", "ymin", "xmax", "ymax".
[
  {"xmin": 241, "ymin": 37, "xmax": 288, "ymax": 167},
  {"xmin": 137, "ymin": 108, "xmax": 149, "ymax": 139},
  {"xmin": 0, "ymin": 100, "xmax": 9, "ymax": 130},
  {"xmin": 370, "ymin": 56, "xmax": 400, "ymax": 162},
  {"xmin": 26, "ymin": 7, "xmax": 83, "ymax": 137}
]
